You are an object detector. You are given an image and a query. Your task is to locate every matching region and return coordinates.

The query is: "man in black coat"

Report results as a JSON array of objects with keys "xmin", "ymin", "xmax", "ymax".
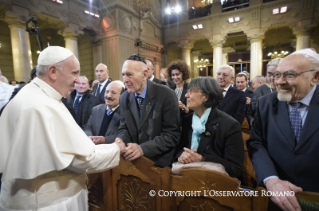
[
  {"xmin": 217, "ymin": 65, "xmax": 246, "ymax": 124},
  {"xmin": 67, "ymin": 76, "xmax": 102, "ymax": 128},
  {"xmin": 91, "ymin": 63, "xmax": 111, "ymax": 102},
  {"xmin": 116, "ymin": 55, "xmax": 180, "ymax": 168},
  {"xmin": 145, "ymin": 59, "xmax": 167, "ymax": 85}
]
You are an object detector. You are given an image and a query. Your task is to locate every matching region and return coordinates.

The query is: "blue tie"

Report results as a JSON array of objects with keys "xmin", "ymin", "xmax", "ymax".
[
  {"xmin": 96, "ymin": 84, "xmax": 102, "ymax": 96},
  {"xmin": 73, "ymin": 95, "xmax": 81, "ymax": 114},
  {"xmin": 107, "ymin": 108, "xmax": 112, "ymax": 116},
  {"xmin": 289, "ymin": 102, "xmax": 302, "ymax": 142},
  {"xmin": 136, "ymin": 96, "xmax": 144, "ymax": 116}
]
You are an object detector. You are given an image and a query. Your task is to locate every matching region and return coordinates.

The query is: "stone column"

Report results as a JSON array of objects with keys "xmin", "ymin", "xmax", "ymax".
[
  {"xmin": 58, "ymin": 27, "xmax": 82, "ymax": 59},
  {"xmin": 8, "ymin": 22, "xmax": 33, "ymax": 82},
  {"xmin": 249, "ymin": 36, "xmax": 263, "ymax": 79},
  {"xmin": 181, "ymin": 44, "xmax": 193, "ymax": 68},
  {"xmin": 92, "ymin": 43, "xmax": 103, "ymax": 68},
  {"xmin": 210, "ymin": 40, "xmax": 224, "ymax": 79},
  {"xmin": 295, "ymin": 31, "xmax": 310, "ymax": 50},
  {"xmin": 222, "ymin": 47, "xmax": 235, "ymax": 65},
  {"xmin": 191, "ymin": 50, "xmax": 200, "ymax": 78}
]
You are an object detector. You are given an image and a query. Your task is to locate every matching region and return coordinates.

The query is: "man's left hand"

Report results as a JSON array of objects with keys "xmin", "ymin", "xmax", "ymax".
[
  {"xmin": 124, "ymin": 143, "xmax": 144, "ymax": 161},
  {"xmin": 178, "ymin": 148, "xmax": 203, "ymax": 164}
]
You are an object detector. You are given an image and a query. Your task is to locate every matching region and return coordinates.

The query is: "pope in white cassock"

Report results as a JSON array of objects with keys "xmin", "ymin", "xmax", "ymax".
[{"xmin": 0, "ymin": 46, "xmax": 125, "ymax": 211}]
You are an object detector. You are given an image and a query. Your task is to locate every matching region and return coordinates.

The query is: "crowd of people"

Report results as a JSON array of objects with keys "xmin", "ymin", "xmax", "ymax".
[{"xmin": 0, "ymin": 46, "xmax": 318, "ymax": 211}]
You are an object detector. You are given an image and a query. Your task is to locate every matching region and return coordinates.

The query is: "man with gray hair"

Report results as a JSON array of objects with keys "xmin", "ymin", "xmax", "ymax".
[
  {"xmin": 248, "ymin": 48, "xmax": 319, "ymax": 211},
  {"xmin": 0, "ymin": 46, "xmax": 125, "ymax": 211},
  {"xmin": 251, "ymin": 75, "xmax": 265, "ymax": 91},
  {"xmin": 251, "ymin": 58, "xmax": 282, "ymax": 117},
  {"xmin": 216, "ymin": 64, "xmax": 246, "ymax": 124}
]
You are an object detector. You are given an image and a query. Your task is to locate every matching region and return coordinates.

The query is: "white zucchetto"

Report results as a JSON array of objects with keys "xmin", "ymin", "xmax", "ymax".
[
  {"xmin": 291, "ymin": 48, "xmax": 319, "ymax": 62},
  {"xmin": 38, "ymin": 46, "xmax": 73, "ymax": 65}
]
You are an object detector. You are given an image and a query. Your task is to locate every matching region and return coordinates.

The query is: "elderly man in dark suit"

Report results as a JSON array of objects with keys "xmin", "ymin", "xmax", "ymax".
[
  {"xmin": 216, "ymin": 65, "xmax": 246, "ymax": 124},
  {"xmin": 83, "ymin": 80, "xmax": 125, "ymax": 144},
  {"xmin": 91, "ymin": 63, "xmax": 111, "ymax": 102},
  {"xmin": 248, "ymin": 48, "xmax": 319, "ymax": 211},
  {"xmin": 115, "ymin": 55, "xmax": 180, "ymax": 168},
  {"xmin": 67, "ymin": 76, "xmax": 102, "ymax": 127},
  {"xmin": 145, "ymin": 58, "xmax": 166, "ymax": 85}
]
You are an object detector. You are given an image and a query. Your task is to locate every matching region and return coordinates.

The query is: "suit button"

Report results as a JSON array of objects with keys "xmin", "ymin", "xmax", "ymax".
[{"xmin": 294, "ymin": 152, "xmax": 300, "ymax": 157}]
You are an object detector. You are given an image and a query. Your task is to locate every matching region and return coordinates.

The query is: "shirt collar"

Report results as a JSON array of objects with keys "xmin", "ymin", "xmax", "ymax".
[
  {"xmin": 107, "ymin": 104, "xmax": 119, "ymax": 112},
  {"xmin": 299, "ymin": 85, "xmax": 317, "ymax": 106},
  {"xmin": 99, "ymin": 78, "xmax": 109, "ymax": 87},
  {"xmin": 223, "ymin": 85, "xmax": 231, "ymax": 92},
  {"xmin": 150, "ymin": 75, "xmax": 155, "ymax": 81},
  {"xmin": 32, "ymin": 77, "xmax": 63, "ymax": 101},
  {"xmin": 134, "ymin": 81, "xmax": 147, "ymax": 99}
]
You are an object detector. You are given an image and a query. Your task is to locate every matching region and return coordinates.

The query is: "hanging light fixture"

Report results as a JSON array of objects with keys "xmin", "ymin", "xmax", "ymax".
[
  {"xmin": 194, "ymin": 58, "xmax": 210, "ymax": 70},
  {"xmin": 267, "ymin": 28, "xmax": 289, "ymax": 59}
]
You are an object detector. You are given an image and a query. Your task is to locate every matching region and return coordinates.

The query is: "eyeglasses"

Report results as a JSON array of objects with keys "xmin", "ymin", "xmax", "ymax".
[
  {"xmin": 217, "ymin": 72, "xmax": 229, "ymax": 77},
  {"xmin": 273, "ymin": 70, "xmax": 315, "ymax": 80},
  {"xmin": 267, "ymin": 72, "xmax": 274, "ymax": 77},
  {"xmin": 186, "ymin": 88, "xmax": 203, "ymax": 95},
  {"xmin": 126, "ymin": 54, "xmax": 146, "ymax": 64}
]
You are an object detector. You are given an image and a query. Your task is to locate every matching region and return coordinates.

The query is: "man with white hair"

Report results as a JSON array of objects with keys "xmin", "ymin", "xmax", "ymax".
[
  {"xmin": 83, "ymin": 80, "xmax": 125, "ymax": 144},
  {"xmin": 216, "ymin": 65, "xmax": 246, "ymax": 124},
  {"xmin": 0, "ymin": 46, "xmax": 125, "ymax": 211},
  {"xmin": 248, "ymin": 48, "xmax": 319, "ymax": 211}
]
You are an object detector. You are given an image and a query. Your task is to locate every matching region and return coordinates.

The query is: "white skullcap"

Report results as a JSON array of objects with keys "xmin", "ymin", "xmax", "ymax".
[
  {"xmin": 291, "ymin": 48, "xmax": 319, "ymax": 62},
  {"xmin": 37, "ymin": 46, "xmax": 73, "ymax": 65}
]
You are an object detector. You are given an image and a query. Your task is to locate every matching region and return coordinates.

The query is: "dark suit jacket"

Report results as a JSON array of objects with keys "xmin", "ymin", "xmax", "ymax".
[
  {"xmin": 175, "ymin": 108, "xmax": 244, "ymax": 178},
  {"xmin": 92, "ymin": 79, "xmax": 111, "ymax": 102},
  {"xmin": 247, "ymin": 85, "xmax": 319, "ymax": 191},
  {"xmin": 171, "ymin": 82, "xmax": 190, "ymax": 122},
  {"xmin": 117, "ymin": 80, "xmax": 181, "ymax": 167},
  {"xmin": 152, "ymin": 77, "xmax": 167, "ymax": 85},
  {"xmin": 218, "ymin": 86, "xmax": 246, "ymax": 124},
  {"xmin": 83, "ymin": 104, "xmax": 121, "ymax": 143},
  {"xmin": 244, "ymin": 87, "xmax": 254, "ymax": 125},
  {"xmin": 67, "ymin": 90, "xmax": 102, "ymax": 128}
]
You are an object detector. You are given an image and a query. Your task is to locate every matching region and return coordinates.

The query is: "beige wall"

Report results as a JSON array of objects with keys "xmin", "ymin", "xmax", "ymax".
[
  {"xmin": 78, "ymin": 32, "xmax": 94, "ymax": 80},
  {"xmin": 0, "ymin": 20, "xmax": 14, "ymax": 80}
]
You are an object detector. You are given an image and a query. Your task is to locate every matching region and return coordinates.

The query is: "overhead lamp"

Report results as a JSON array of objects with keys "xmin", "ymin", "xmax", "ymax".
[
  {"xmin": 273, "ymin": 6, "xmax": 287, "ymax": 15},
  {"xmin": 50, "ymin": 0, "xmax": 63, "ymax": 4},
  {"xmin": 192, "ymin": 7, "xmax": 195, "ymax": 9},
  {"xmin": 194, "ymin": 58, "xmax": 210, "ymax": 70},
  {"xmin": 228, "ymin": 16, "xmax": 240, "ymax": 23},
  {"xmin": 267, "ymin": 28, "xmax": 289, "ymax": 59},
  {"xmin": 37, "ymin": 50, "xmax": 41, "ymax": 54},
  {"xmin": 84, "ymin": 10, "xmax": 99, "ymax": 18},
  {"xmin": 192, "ymin": 24, "xmax": 203, "ymax": 30},
  {"xmin": 165, "ymin": 4, "xmax": 182, "ymax": 15}
]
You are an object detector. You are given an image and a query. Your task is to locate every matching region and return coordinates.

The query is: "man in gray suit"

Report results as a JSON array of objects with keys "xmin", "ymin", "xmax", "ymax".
[
  {"xmin": 115, "ymin": 55, "xmax": 180, "ymax": 168},
  {"xmin": 83, "ymin": 80, "xmax": 125, "ymax": 144}
]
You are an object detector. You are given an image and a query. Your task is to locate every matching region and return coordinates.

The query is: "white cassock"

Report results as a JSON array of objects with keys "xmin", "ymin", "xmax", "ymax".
[{"xmin": 0, "ymin": 78, "xmax": 120, "ymax": 211}]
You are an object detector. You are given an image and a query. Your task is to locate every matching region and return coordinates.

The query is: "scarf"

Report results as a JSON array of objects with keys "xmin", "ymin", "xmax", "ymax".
[{"xmin": 191, "ymin": 107, "xmax": 211, "ymax": 150}]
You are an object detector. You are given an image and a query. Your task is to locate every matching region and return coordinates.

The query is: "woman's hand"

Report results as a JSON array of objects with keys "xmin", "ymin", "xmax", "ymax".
[
  {"xmin": 178, "ymin": 101, "xmax": 189, "ymax": 113},
  {"xmin": 178, "ymin": 148, "xmax": 203, "ymax": 164}
]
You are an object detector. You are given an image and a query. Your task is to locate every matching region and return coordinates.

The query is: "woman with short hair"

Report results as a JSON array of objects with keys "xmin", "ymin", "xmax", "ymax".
[{"xmin": 175, "ymin": 77, "xmax": 244, "ymax": 178}]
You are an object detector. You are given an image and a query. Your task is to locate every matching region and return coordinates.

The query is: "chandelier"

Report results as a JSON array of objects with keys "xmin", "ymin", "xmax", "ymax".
[
  {"xmin": 194, "ymin": 58, "xmax": 210, "ymax": 70},
  {"xmin": 267, "ymin": 28, "xmax": 289, "ymax": 59},
  {"xmin": 201, "ymin": 0, "xmax": 213, "ymax": 5}
]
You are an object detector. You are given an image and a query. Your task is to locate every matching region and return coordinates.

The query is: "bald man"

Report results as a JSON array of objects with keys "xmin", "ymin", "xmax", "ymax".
[
  {"xmin": 84, "ymin": 80, "xmax": 125, "ymax": 144},
  {"xmin": 92, "ymin": 63, "xmax": 111, "ymax": 102},
  {"xmin": 116, "ymin": 55, "xmax": 180, "ymax": 168},
  {"xmin": 67, "ymin": 76, "xmax": 102, "ymax": 128},
  {"xmin": 0, "ymin": 46, "xmax": 125, "ymax": 211}
]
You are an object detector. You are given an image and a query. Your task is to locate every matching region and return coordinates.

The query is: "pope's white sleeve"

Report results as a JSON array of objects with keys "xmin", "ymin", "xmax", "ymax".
[{"xmin": 67, "ymin": 143, "xmax": 120, "ymax": 174}]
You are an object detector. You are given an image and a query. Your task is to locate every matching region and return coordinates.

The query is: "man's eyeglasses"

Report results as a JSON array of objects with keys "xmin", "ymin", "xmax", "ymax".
[
  {"xmin": 126, "ymin": 54, "xmax": 146, "ymax": 64},
  {"xmin": 217, "ymin": 72, "xmax": 229, "ymax": 77},
  {"xmin": 273, "ymin": 70, "xmax": 315, "ymax": 80},
  {"xmin": 267, "ymin": 72, "xmax": 274, "ymax": 77}
]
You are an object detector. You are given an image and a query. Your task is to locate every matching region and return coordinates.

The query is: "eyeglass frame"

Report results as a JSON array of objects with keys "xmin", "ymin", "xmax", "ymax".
[
  {"xmin": 273, "ymin": 69, "xmax": 316, "ymax": 80},
  {"xmin": 186, "ymin": 88, "xmax": 204, "ymax": 95},
  {"xmin": 126, "ymin": 54, "xmax": 146, "ymax": 64},
  {"xmin": 217, "ymin": 72, "xmax": 230, "ymax": 77}
]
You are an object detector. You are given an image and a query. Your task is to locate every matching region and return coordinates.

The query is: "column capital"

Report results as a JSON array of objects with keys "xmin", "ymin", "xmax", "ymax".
[
  {"xmin": 222, "ymin": 47, "xmax": 235, "ymax": 54},
  {"xmin": 191, "ymin": 50, "xmax": 201, "ymax": 57},
  {"xmin": 58, "ymin": 27, "xmax": 83, "ymax": 40},
  {"xmin": 178, "ymin": 40, "xmax": 194, "ymax": 50},
  {"xmin": 293, "ymin": 29, "xmax": 312, "ymax": 37},
  {"xmin": 4, "ymin": 12, "xmax": 25, "ymax": 28},
  {"xmin": 209, "ymin": 39, "xmax": 225, "ymax": 48},
  {"xmin": 247, "ymin": 35, "xmax": 264, "ymax": 43}
]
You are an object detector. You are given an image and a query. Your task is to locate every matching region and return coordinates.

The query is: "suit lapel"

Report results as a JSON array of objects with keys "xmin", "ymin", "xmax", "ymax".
[
  {"xmin": 139, "ymin": 80, "xmax": 155, "ymax": 129},
  {"xmin": 96, "ymin": 105, "xmax": 107, "ymax": 133},
  {"xmin": 296, "ymin": 86, "xmax": 319, "ymax": 149},
  {"xmin": 197, "ymin": 108, "xmax": 219, "ymax": 153},
  {"xmin": 273, "ymin": 99, "xmax": 295, "ymax": 148},
  {"xmin": 219, "ymin": 86, "xmax": 234, "ymax": 109},
  {"xmin": 105, "ymin": 108, "xmax": 120, "ymax": 136},
  {"xmin": 128, "ymin": 93, "xmax": 140, "ymax": 126}
]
